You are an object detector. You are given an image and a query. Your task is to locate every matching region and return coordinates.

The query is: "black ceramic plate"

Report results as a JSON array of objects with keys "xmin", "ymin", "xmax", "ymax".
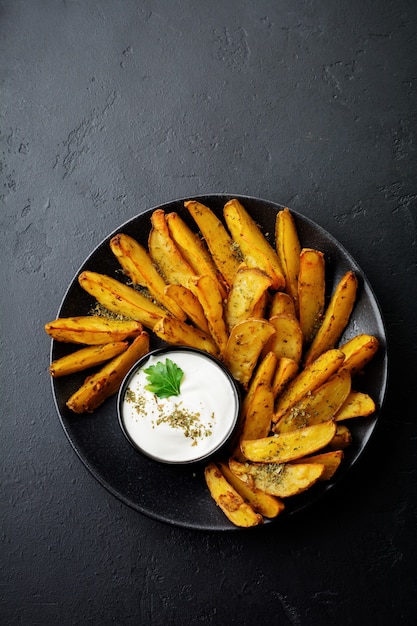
[{"xmin": 51, "ymin": 194, "xmax": 388, "ymax": 531}]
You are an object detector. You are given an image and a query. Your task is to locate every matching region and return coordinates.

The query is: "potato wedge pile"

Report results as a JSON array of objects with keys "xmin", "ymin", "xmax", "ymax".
[{"xmin": 45, "ymin": 199, "xmax": 380, "ymax": 527}]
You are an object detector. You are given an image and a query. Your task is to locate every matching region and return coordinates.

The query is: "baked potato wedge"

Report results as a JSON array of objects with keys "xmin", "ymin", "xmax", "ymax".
[
  {"xmin": 153, "ymin": 315, "xmax": 219, "ymax": 357},
  {"xmin": 241, "ymin": 420, "xmax": 336, "ymax": 464},
  {"xmin": 166, "ymin": 211, "xmax": 228, "ymax": 300},
  {"xmin": 273, "ymin": 368, "xmax": 351, "ymax": 433},
  {"xmin": 148, "ymin": 209, "xmax": 196, "ymax": 287},
  {"xmin": 334, "ymin": 390, "xmax": 376, "ymax": 421},
  {"xmin": 242, "ymin": 351, "xmax": 278, "ymax": 419},
  {"xmin": 290, "ymin": 450, "xmax": 344, "ymax": 481},
  {"xmin": 78, "ymin": 271, "xmax": 166, "ymax": 330},
  {"xmin": 304, "ymin": 270, "xmax": 358, "ymax": 366},
  {"xmin": 44, "ymin": 316, "xmax": 143, "ymax": 345},
  {"xmin": 191, "ymin": 275, "xmax": 229, "ymax": 356},
  {"xmin": 339, "ymin": 333, "xmax": 380, "ymax": 375},
  {"xmin": 239, "ymin": 375, "xmax": 274, "ymax": 442},
  {"xmin": 49, "ymin": 341, "xmax": 128, "ymax": 377},
  {"xmin": 204, "ymin": 462, "xmax": 263, "ymax": 527},
  {"xmin": 223, "ymin": 318, "xmax": 276, "ymax": 388},
  {"xmin": 109, "ymin": 233, "xmax": 186, "ymax": 320},
  {"xmin": 262, "ymin": 313, "xmax": 303, "ymax": 364},
  {"xmin": 164, "ymin": 284, "xmax": 210, "ymax": 334},
  {"xmin": 271, "ymin": 357, "xmax": 299, "ymax": 399},
  {"xmin": 225, "ymin": 267, "xmax": 273, "ymax": 331},
  {"xmin": 66, "ymin": 331, "xmax": 150, "ymax": 413},
  {"xmin": 250, "ymin": 290, "xmax": 269, "ymax": 321},
  {"xmin": 230, "ymin": 351, "xmax": 277, "ymax": 459},
  {"xmin": 328, "ymin": 424, "xmax": 352, "ymax": 449},
  {"xmin": 223, "ymin": 198, "xmax": 285, "ymax": 290},
  {"xmin": 229, "ymin": 458, "xmax": 325, "ymax": 498},
  {"xmin": 298, "ymin": 248, "xmax": 325, "ymax": 344},
  {"xmin": 220, "ymin": 462, "xmax": 284, "ymax": 518},
  {"xmin": 275, "ymin": 208, "xmax": 301, "ymax": 310},
  {"xmin": 184, "ymin": 200, "xmax": 241, "ymax": 287},
  {"xmin": 273, "ymin": 348, "xmax": 346, "ymax": 422},
  {"xmin": 269, "ymin": 291, "xmax": 296, "ymax": 318}
]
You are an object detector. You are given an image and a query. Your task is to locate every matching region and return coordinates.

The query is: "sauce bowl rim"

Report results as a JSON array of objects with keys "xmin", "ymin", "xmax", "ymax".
[{"xmin": 117, "ymin": 345, "xmax": 242, "ymax": 465}]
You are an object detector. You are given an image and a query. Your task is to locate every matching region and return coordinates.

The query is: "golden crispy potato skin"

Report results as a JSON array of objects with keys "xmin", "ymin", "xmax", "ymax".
[
  {"xmin": 185, "ymin": 200, "xmax": 240, "ymax": 287},
  {"xmin": 204, "ymin": 463, "xmax": 263, "ymax": 527},
  {"xmin": 262, "ymin": 313, "xmax": 303, "ymax": 364},
  {"xmin": 166, "ymin": 212, "xmax": 228, "ymax": 300},
  {"xmin": 191, "ymin": 275, "xmax": 229, "ymax": 357},
  {"xmin": 44, "ymin": 316, "xmax": 142, "ymax": 344},
  {"xmin": 291, "ymin": 450, "xmax": 344, "ymax": 481},
  {"xmin": 240, "ymin": 377, "xmax": 274, "ymax": 442},
  {"xmin": 241, "ymin": 420, "xmax": 336, "ymax": 464},
  {"xmin": 242, "ymin": 351, "xmax": 277, "ymax": 421},
  {"xmin": 164, "ymin": 284, "xmax": 210, "ymax": 333},
  {"xmin": 339, "ymin": 333, "xmax": 379, "ymax": 375},
  {"xmin": 229, "ymin": 458, "xmax": 325, "ymax": 498},
  {"xmin": 225, "ymin": 267, "xmax": 273, "ymax": 331},
  {"xmin": 273, "ymin": 349, "xmax": 346, "ymax": 423},
  {"xmin": 78, "ymin": 271, "xmax": 166, "ymax": 330},
  {"xmin": 269, "ymin": 291, "xmax": 296, "ymax": 318},
  {"xmin": 223, "ymin": 198, "xmax": 285, "ymax": 290},
  {"xmin": 220, "ymin": 462, "xmax": 284, "ymax": 518},
  {"xmin": 110, "ymin": 233, "xmax": 186, "ymax": 321},
  {"xmin": 223, "ymin": 319, "xmax": 276, "ymax": 388},
  {"xmin": 273, "ymin": 368, "xmax": 351, "ymax": 433},
  {"xmin": 328, "ymin": 424, "xmax": 352, "ymax": 449},
  {"xmin": 148, "ymin": 209, "xmax": 196, "ymax": 287},
  {"xmin": 298, "ymin": 248, "xmax": 325, "ymax": 344},
  {"xmin": 275, "ymin": 207, "xmax": 301, "ymax": 310},
  {"xmin": 334, "ymin": 390, "xmax": 376, "ymax": 421},
  {"xmin": 271, "ymin": 357, "xmax": 299, "ymax": 399},
  {"xmin": 66, "ymin": 332, "xmax": 150, "ymax": 414},
  {"xmin": 153, "ymin": 316, "xmax": 219, "ymax": 357},
  {"xmin": 304, "ymin": 270, "xmax": 358, "ymax": 366},
  {"xmin": 49, "ymin": 342, "xmax": 128, "ymax": 377}
]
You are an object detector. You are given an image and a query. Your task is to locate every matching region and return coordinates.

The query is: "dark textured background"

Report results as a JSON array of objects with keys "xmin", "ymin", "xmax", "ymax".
[{"xmin": 1, "ymin": 1, "xmax": 416, "ymax": 624}]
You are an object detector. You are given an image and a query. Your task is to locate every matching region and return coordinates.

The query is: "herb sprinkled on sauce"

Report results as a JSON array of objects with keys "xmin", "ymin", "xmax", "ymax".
[
  {"xmin": 125, "ymin": 388, "xmax": 213, "ymax": 445},
  {"xmin": 155, "ymin": 403, "xmax": 213, "ymax": 445},
  {"xmin": 125, "ymin": 387, "xmax": 146, "ymax": 414}
]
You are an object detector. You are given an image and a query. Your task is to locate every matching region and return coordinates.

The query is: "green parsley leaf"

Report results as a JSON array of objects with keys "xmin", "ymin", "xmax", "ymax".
[{"xmin": 144, "ymin": 358, "xmax": 184, "ymax": 399}]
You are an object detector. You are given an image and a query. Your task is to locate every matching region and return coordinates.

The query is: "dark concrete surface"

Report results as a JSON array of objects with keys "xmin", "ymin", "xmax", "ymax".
[{"xmin": 1, "ymin": 1, "xmax": 416, "ymax": 624}]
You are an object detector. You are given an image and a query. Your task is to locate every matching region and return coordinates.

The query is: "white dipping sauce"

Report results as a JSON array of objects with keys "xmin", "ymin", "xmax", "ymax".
[{"xmin": 120, "ymin": 349, "xmax": 240, "ymax": 463}]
